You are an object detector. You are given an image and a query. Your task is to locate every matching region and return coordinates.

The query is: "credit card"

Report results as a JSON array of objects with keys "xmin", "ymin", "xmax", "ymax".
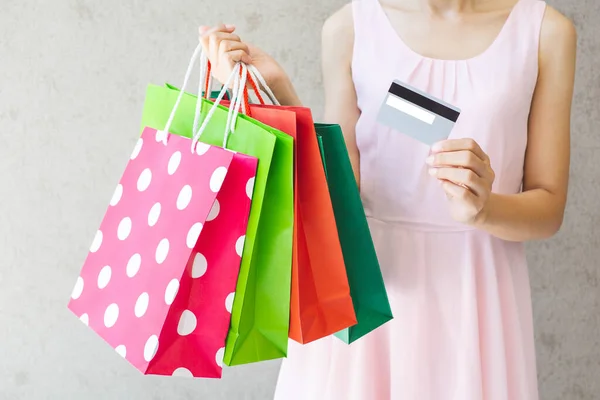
[{"xmin": 376, "ymin": 80, "xmax": 461, "ymax": 146}]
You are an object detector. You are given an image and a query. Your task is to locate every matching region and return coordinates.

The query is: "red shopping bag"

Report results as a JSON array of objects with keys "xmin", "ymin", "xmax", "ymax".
[
  {"xmin": 213, "ymin": 75, "xmax": 357, "ymax": 344},
  {"xmin": 68, "ymin": 126, "xmax": 257, "ymax": 378},
  {"xmin": 251, "ymin": 106, "xmax": 356, "ymax": 344}
]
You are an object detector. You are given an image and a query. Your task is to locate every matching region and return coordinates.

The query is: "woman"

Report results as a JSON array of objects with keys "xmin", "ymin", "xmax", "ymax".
[{"xmin": 199, "ymin": 0, "xmax": 576, "ymax": 397}]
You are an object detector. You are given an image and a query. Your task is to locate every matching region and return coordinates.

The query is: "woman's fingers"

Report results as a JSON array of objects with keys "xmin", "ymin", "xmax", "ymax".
[
  {"xmin": 207, "ymin": 32, "xmax": 240, "ymax": 60},
  {"xmin": 221, "ymin": 49, "xmax": 253, "ymax": 68},
  {"xmin": 440, "ymin": 179, "xmax": 477, "ymax": 201},
  {"xmin": 431, "ymin": 138, "xmax": 488, "ymax": 162},
  {"xmin": 427, "ymin": 150, "xmax": 490, "ymax": 179},
  {"xmin": 429, "ymin": 167, "xmax": 489, "ymax": 197},
  {"xmin": 198, "ymin": 27, "xmax": 252, "ymax": 66}
]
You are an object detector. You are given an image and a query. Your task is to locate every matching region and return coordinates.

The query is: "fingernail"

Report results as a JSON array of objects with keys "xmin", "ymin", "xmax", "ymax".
[
  {"xmin": 225, "ymin": 24, "xmax": 235, "ymax": 29},
  {"xmin": 425, "ymin": 156, "xmax": 434, "ymax": 165},
  {"xmin": 431, "ymin": 142, "xmax": 442, "ymax": 152},
  {"xmin": 428, "ymin": 168, "xmax": 437, "ymax": 176}
]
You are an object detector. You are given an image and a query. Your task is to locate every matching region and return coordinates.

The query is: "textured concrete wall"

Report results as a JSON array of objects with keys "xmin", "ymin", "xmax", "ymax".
[{"xmin": 0, "ymin": 0, "xmax": 598, "ymax": 399}]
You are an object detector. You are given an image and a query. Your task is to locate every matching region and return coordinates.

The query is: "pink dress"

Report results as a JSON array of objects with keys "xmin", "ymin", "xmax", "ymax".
[{"xmin": 274, "ymin": 0, "xmax": 546, "ymax": 398}]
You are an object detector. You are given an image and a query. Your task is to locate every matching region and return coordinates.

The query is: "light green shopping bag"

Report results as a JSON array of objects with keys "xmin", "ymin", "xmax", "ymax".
[{"xmin": 140, "ymin": 83, "xmax": 294, "ymax": 366}]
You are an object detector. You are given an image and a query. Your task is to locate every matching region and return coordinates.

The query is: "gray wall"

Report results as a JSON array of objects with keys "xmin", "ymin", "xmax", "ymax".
[{"xmin": 0, "ymin": 0, "xmax": 597, "ymax": 399}]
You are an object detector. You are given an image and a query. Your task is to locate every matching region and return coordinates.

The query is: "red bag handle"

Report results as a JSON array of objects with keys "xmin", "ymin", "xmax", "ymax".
[{"xmin": 202, "ymin": 61, "xmax": 267, "ymax": 118}]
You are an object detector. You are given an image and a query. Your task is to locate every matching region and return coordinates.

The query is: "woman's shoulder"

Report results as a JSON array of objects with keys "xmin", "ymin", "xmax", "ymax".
[
  {"xmin": 322, "ymin": 3, "xmax": 354, "ymax": 39},
  {"xmin": 540, "ymin": 5, "xmax": 577, "ymax": 47},
  {"xmin": 321, "ymin": 3, "xmax": 355, "ymax": 63},
  {"xmin": 539, "ymin": 5, "xmax": 577, "ymax": 65}
]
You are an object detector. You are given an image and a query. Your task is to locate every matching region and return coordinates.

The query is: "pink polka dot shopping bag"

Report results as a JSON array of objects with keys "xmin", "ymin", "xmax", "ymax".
[
  {"xmin": 67, "ymin": 45, "xmax": 263, "ymax": 378},
  {"xmin": 140, "ymin": 53, "xmax": 295, "ymax": 366}
]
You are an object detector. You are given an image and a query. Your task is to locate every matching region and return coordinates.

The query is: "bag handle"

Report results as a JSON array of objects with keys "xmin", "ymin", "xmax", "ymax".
[
  {"xmin": 191, "ymin": 62, "xmax": 247, "ymax": 150},
  {"xmin": 247, "ymin": 64, "xmax": 281, "ymax": 106},
  {"xmin": 200, "ymin": 58, "xmax": 281, "ymax": 107},
  {"xmin": 160, "ymin": 44, "xmax": 204, "ymax": 145},
  {"xmin": 192, "ymin": 58, "xmax": 281, "ymax": 150},
  {"xmin": 162, "ymin": 43, "xmax": 280, "ymax": 153}
]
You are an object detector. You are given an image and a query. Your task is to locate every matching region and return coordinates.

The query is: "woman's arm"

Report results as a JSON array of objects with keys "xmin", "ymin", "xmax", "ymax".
[
  {"xmin": 428, "ymin": 7, "xmax": 576, "ymax": 241},
  {"xmin": 472, "ymin": 7, "xmax": 577, "ymax": 241},
  {"xmin": 321, "ymin": 5, "xmax": 362, "ymax": 184},
  {"xmin": 271, "ymin": 6, "xmax": 361, "ymax": 182},
  {"xmin": 271, "ymin": 5, "xmax": 361, "ymax": 182}
]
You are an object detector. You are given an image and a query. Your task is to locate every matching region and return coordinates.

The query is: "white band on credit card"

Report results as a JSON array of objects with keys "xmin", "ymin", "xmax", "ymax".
[{"xmin": 385, "ymin": 95, "xmax": 436, "ymax": 125}]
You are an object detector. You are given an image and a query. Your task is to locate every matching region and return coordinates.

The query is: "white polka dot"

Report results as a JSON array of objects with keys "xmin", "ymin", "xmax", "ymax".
[
  {"xmin": 215, "ymin": 347, "xmax": 225, "ymax": 368},
  {"xmin": 235, "ymin": 236, "xmax": 245, "ymax": 257},
  {"xmin": 177, "ymin": 310, "xmax": 197, "ymax": 336},
  {"xmin": 90, "ymin": 230, "xmax": 103, "ymax": 253},
  {"xmin": 71, "ymin": 277, "xmax": 84, "ymax": 299},
  {"xmin": 176, "ymin": 185, "xmax": 193, "ymax": 210},
  {"xmin": 156, "ymin": 239, "xmax": 170, "ymax": 264},
  {"xmin": 155, "ymin": 129, "xmax": 167, "ymax": 142},
  {"xmin": 117, "ymin": 217, "xmax": 132, "ymax": 241},
  {"xmin": 144, "ymin": 335, "xmax": 159, "ymax": 362},
  {"xmin": 186, "ymin": 223, "xmax": 203, "ymax": 249},
  {"xmin": 135, "ymin": 292, "xmax": 150, "ymax": 318},
  {"xmin": 137, "ymin": 168, "xmax": 152, "ymax": 191},
  {"xmin": 148, "ymin": 202, "xmax": 161, "ymax": 227},
  {"xmin": 115, "ymin": 345, "xmax": 127, "ymax": 358},
  {"xmin": 126, "ymin": 253, "xmax": 142, "ymax": 278},
  {"xmin": 246, "ymin": 177, "xmax": 255, "ymax": 199},
  {"xmin": 195, "ymin": 142, "xmax": 211, "ymax": 155},
  {"xmin": 97, "ymin": 266, "xmax": 112, "ymax": 289},
  {"xmin": 165, "ymin": 279, "xmax": 179, "ymax": 305},
  {"xmin": 79, "ymin": 313, "xmax": 89, "ymax": 326},
  {"xmin": 110, "ymin": 184, "xmax": 123, "ymax": 206},
  {"xmin": 206, "ymin": 200, "xmax": 220, "ymax": 221},
  {"xmin": 225, "ymin": 292, "xmax": 235, "ymax": 313},
  {"xmin": 131, "ymin": 138, "xmax": 143, "ymax": 160},
  {"xmin": 209, "ymin": 166, "xmax": 228, "ymax": 192},
  {"xmin": 191, "ymin": 253, "xmax": 208, "ymax": 278},
  {"xmin": 104, "ymin": 303, "xmax": 119, "ymax": 328},
  {"xmin": 172, "ymin": 367, "xmax": 193, "ymax": 377},
  {"xmin": 168, "ymin": 151, "xmax": 182, "ymax": 175}
]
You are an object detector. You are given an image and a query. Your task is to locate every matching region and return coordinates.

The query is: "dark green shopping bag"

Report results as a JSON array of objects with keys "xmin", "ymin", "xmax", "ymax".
[
  {"xmin": 140, "ymin": 84, "xmax": 294, "ymax": 365},
  {"xmin": 315, "ymin": 123, "xmax": 393, "ymax": 343}
]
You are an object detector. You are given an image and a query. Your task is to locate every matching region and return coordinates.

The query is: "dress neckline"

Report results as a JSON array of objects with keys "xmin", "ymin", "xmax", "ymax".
[{"xmin": 372, "ymin": 0, "xmax": 524, "ymax": 63}]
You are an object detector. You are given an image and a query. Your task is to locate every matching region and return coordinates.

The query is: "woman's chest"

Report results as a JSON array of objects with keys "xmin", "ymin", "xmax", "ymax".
[{"xmin": 379, "ymin": 0, "xmax": 518, "ymax": 60}]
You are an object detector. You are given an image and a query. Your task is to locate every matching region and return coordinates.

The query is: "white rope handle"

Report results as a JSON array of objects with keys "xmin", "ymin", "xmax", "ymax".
[
  {"xmin": 161, "ymin": 43, "xmax": 203, "ymax": 145},
  {"xmin": 248, "ymin": 64, "xmax": 280, "ymax": 106},
  {"xmin": 191, "ymin": 51, "xmax": 209, "ymax": 137},
  {"xmin": 226, "ymin": 63, "xmax": 248, "ymax": 142},
  {"xmin": 224, "ymin": 64, "xmax": 242, "ymax": 141},
  {"xmin": 187, "ymin": 56, "xmax": 276, "ymax": 151},
  {"xmin": 191, "ymin": 62, "xmax": 243, "ymax": 152}
]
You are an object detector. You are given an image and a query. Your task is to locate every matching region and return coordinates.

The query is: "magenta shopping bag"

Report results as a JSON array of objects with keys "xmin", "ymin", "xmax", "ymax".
[{"xmin": 68, "ymin": 126, "xmax": 257, "ymax": 378}]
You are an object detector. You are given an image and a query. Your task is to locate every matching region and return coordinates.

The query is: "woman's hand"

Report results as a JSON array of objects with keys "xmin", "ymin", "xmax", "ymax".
[
  {"xmin": 426, "ymin": 138, "xmax": 496, "ymax": 225},
  {"xmin": 198, "ymin": 24, "xmax": 288, "ymax": 93}
]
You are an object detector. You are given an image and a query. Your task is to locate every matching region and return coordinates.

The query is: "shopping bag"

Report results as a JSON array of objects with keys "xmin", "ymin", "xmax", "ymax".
[
  {"xmin": 68, "ymin": 124, "xmax": 258, "ymax": 378},
  {"xmin": 208, "ymin": 69, "xmax": 356, "ymax": 343},
  {"xmin": 223, "ymin": 99, "xmax": 357, "ymax": 344},
  {"xmin": 315, "ymin": 123, "xmax": 393, "ymax": 343},
  {"xmin": 141, "ymin": 59, "xmax": 294, "ymax": 366}
]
